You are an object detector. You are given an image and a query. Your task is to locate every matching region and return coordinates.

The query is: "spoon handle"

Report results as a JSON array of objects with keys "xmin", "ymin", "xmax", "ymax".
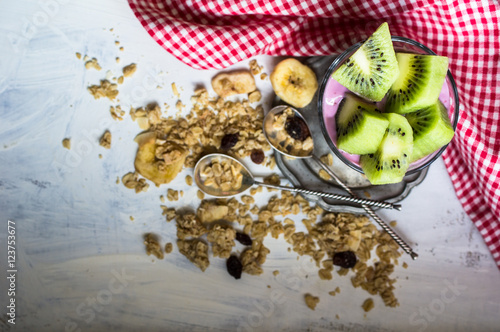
[
  {"xmin": 255, "ymin": 182, "xmax": 401, "ymax": 210},
  {"xmin": 311, "ymin": 155, "xmax": 418, "ymax": 260}
]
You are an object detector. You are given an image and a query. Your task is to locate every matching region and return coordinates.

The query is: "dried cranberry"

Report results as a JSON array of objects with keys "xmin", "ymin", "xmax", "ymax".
[
  {"xmin": 285, "ymin": 116, "xmax": 310, "ymax": 141},
  {"xmin": 227, "ymin": 255, "xmax": 243, "ymax": 279},
  {"xmin": 332, "ymin": 251, "xmax": 357, "ymax": 269},
  {"xmin": 235, "ymin": 232, "xmax": 253, "ymax": 246},
  {"xmin": 220, "ymin": 133, "xmax": 239, "ymax": 150},
  {"xmin": 250, "ymin": 149, "xmax": 265, "ymax": 164}
]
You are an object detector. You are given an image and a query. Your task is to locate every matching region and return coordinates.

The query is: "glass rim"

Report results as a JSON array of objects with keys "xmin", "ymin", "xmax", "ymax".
[{"xmin": 317, "ymin": 36, "xmax": 460, "ymax": 177}]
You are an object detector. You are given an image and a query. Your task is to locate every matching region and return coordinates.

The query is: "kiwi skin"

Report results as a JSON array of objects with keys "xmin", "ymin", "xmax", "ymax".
[
  {"xmin": 385, "ymin": 53, "xmax": 449, "ymax": 114},
  {"xmin": 360, "ymin": 113, "xmax": 413, "ymax": 185},
  {"xmin": 405, "ymin": 100, "xmax": 454, "ymax": 162},
  {"xmin": 332, "ymin": 22, "xmax": 399, "ymax": 102}
]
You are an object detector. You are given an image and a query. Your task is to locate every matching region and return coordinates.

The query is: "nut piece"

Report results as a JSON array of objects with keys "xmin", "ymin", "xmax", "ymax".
[
  {"xmin": 85, "ymin": 58, "xmax": 101, "ymax": 71},
  {"xmin": 122, "ymin": 63, "xmax": 137, "ymax": 77},
  {"xmin": 211, "ymin": 71, "xmax": 256, "ymax": 98},
  {"xmin": 362, "ymin": 298, "xmax": 375, "ymax": 312},
  {"xmin": 88, "ymin": 80, "xmax": 119, "ymax": 100},
  {"xmin": 62, "ymin": 138, "xmax": 71, "ymax": 150},
  {"xmin": 99, "ymin": 130, "xmax": 112, "ymax": 149},
  {"xmin": 304, "ymin": 294, "xmax": 319, "ymax": 310},
  {"xmin": 144, "ymin": 233, "xmax": 164, "ymax": 259}
]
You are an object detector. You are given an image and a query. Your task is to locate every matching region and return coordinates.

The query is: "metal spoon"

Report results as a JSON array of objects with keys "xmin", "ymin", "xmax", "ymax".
[
  {"xmin": 263, "ymin": 105, "xmax": 418, "ymax": 260},
  {"xmin": 194, "ymin": 153, "xmax": 400, "ymax": 210}
]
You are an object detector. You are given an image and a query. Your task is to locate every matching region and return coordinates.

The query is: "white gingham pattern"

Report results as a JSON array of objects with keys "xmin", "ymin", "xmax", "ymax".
[{"xmin": 129, "ymin": 0, "xmax": 500, "ymax": 268}]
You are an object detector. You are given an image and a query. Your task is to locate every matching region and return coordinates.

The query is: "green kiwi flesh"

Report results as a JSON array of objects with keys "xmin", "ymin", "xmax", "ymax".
[
  {"xmin": 385, "ymin": 53, "xmax": 448, "ymax": 114},
  {"xmin": 405, "ymin": 100, "xmax": 454, "ymax": 162},
  {"xmin": 335, "ymin": 94, "xmax": 389, "ymax": 155},
  {"xmin": 332, "ymin": 22, "xmax": 399, "ymax": 102},
  {"xmin": 359, "ymin": 113, "xmax": 413, "ymax": 185}
]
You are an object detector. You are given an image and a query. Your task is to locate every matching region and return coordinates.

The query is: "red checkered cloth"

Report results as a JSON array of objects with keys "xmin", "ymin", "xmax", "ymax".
[{"xmin": 129, "ymin": 0, "xmax": 500, "ymax": 268}]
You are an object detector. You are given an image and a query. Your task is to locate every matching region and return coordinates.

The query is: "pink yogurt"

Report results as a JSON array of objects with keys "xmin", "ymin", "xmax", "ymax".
[{"xmin": 322, "ymin": 77, "xmax": 453, "ymax": 168}]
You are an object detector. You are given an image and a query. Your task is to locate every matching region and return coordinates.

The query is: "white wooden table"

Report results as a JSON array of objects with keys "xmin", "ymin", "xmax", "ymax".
[{"xmin": 0, "ymin": 1, "xmax": 499, "ymax": 331}]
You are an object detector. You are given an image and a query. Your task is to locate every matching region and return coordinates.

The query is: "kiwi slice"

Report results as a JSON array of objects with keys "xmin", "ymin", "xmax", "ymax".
[
  {"xmin": 360, "ymin": 113, "xmax": 413, "ymax": 185},
  {"xmin": 335, "ymin": 94, "xmax": 389, "ymax": 155},
  {"xmin": 332, "ymin": 22, "xmax": 399, "ymax": 102},
  {"xmin": 385, "ymin": 53, "xmax": 449, "ymax": 114},
  {"xmin": 405, "ymin": 100, "xmax": 454, "ymax": 162}
]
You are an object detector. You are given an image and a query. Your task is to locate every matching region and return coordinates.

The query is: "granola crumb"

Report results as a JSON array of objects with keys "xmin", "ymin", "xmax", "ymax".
[
  {"xmin": 402, "ymin": 262, "xmax": 408, "ymax": 269},
  {"xmin": 177, "ymin": 239, "xmax": 209, "ymax": 271},
  {"xmin": 165, "ymin": 242, "xmax": 173, "ymax": 254},
  {"xmin": 197, "ymin": 190, "xmax": 205, "ymax": 200},
  {"xmin": 185, "ymin": 175, "xmax": 193, "ymax": 186},
  {"xmin": 160, "ymin": 195, "xmax": 165, "ymax": 203},
  {"xmin": 362, "ymin": 298, "xmax": 375, "ymax": 312},
  {"xmin": 75, "ymin": 52, "xmax": 82, "ymax": 59},
  {"xmin": 123, "ymin": 63, "xmax": 137, "ymax": 77},
  {"xmin": 110, "ymin": 105, "xmax": 125, "ymax": 121},
  {"xmin": 390, "ymin": 220, "xmax": 398, "ymax": 227},
  {"xmin": 172, "ymin": 83, "xmax": 180, "ymax": 98},
  {"xmin": 304, "ymin": 294, "xmax": 319, "ymax": 310},
  {"xmin": 249, "ymin": 59, "xmax": 262, "ymax": 76},
  {"xmin": 273, "ymin": 270, "xmax": 280, "ymax": 276},
  {"xmin": 144, "ymin": 233, "xmax": 164, "ymax": 259},
  {"xmin": 260, "ymin": 73, "xmax": 268, "ymax": 80},
  {"xmin": 116, "ymin": 57, "xmax": 120, "ymax": 63},
  {"xmin": 167, "ymin": 188, "xmax": 179, "ymax": 201},
  {"xmin": 98, "ymin": 154, "xmax": 103, "ymax": 159},
  {"xmin": 62, "ymin": 138, "xmax": 71, "ymax": 150},
  {"xmin": 85, "ymin": 57, "xmax": 101, "ymax": 71},
  {"xmin": 130, "ymin": 216, "xmax": 134, "ymax": 221},
  {"xmin": 88, "ymin": 80, "xmax": 119, "ymax": 100},
  {"xmin": 122, "ymin": 172, "xmax": 149, "ymax": 193},
  {"xmin": 117, "ymin": 76, "xmax": 124, "ymax": 84},
  {"xmin": 119, "ymin": 46, "xmax": 124, "ymax": 51},
  {"xmin": 99, "ymin": 130, "xmax": 112, "ymax": 149}
]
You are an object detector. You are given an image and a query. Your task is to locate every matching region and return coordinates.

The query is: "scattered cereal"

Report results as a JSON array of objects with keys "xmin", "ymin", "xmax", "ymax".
[
  {"xmin": 362, "ymin": 298, "xmax": 375, "ymax": 312},
  {"xmin": 110, "ymin": 105, "xmax": 125, "ymax": 121},
  {"xmin": 99, "ymin": 130, "xmax": 112, "ymax": 149},
  {"xmin": 144, "ymin": 233, "xmax": 164, "ymax": 259},
  {"xmin": 304, "ymin": 294, "xmax": 319, "ymax": 310},
  {"xmin": 62, "ymin": 138, "xmax": 71, "ymax": 149},
  {"xmin": 172, "ymin": 83, "xmax": 180, "ymax": 98},
  {"xmin": 197, "ymin": 190, "xmax": 205, "ymax": 200},
  {"xmin": 122, "ymin": 63, "xmax": 137, "ymax": 77},
  {"xmin": 177, "ymin": 239, "xmax": 209, "ymax": 271},
  {"xmin": 88, "ymin": 80, "xmax": 119, "ymax": 100},
  {"xmin": 249, "ymin": 59, "xmax": 263, "ymax": 76},
  {"xmin": 85, "ymin": 58, "xmax": 102, "ymax": 71},
  {"xmin": 122, "ymin": 172, "xmax": 150, "ymax": 193},
  {"xmin": 167, "ymin": 188, "xmax": 179, "ymax": 201}
]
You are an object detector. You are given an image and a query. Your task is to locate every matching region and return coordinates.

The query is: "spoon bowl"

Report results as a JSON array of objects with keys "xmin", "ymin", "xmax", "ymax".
[{"xmin": 263, "ymin": 105, "xmax": 314, "ymax": 159}]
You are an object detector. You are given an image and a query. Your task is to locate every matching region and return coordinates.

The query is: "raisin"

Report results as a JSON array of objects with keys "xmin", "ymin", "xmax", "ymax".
[
  {"xmin": 332, "ymin": 251, "xmax": 357, "ymax": 269},
  {"xmin": 250, "ymin": 149, "xmax": 265, "ymax": 164},
  {"xmin": 226, "ymin": 255, "xmax": 243, "ymax": 279},
  {"xmin": 285, "ymin": 116, "xmax": 310, "ymax": 141},
  {"xmin": 220, "ymin": 133, "xmax": 239, "ymax": 150},
  {"xmin": 235, "ymin": 232, "xmax": 253, "ymax": 246}
]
